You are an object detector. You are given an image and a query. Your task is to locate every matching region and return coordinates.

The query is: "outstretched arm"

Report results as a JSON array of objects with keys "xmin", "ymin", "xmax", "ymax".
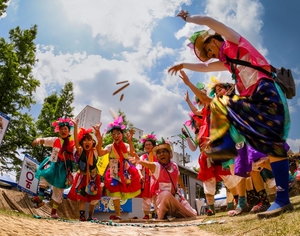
[
  {"xmin": 180, "ymin": 70, "xmax": 212, "ymax": 105},
  {"xmin": 184, "ymin": 90, "xmax": 205, "ymax": 116},
  {"xmin": 168, "ymin": 60, "xmax": 227, "ymax": 76},
  {"xmin": 178, "ymin": 10, "xmax": 240, "ymax": 44},
  {"xmin": 92, "ymin": 122, "xmax": 103, "ymax": 155}
]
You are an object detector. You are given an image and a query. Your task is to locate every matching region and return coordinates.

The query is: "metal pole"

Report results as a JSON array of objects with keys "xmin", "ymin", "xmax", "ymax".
[{"xmin": 182, "ymin": 136, "xmax": 185, "ymax": 167}]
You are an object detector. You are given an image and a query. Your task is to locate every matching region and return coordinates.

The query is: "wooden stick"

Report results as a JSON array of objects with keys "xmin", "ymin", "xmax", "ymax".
[
  {"xmin": 120, "ymin": 94, "xmax": 124, "ymax": 101},
  {"xmin": 116, "ymin": 80, "xmax": 129, "ymax": 85},
  {"xmin": 109, "ymin": 108, "xmax": 118, "ymax": 119},
  {"xmin": 112, "ymin": 83, "xmax": 130, "ymax": 95}
]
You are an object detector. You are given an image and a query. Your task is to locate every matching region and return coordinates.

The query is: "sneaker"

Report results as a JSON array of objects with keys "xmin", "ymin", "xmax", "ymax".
[
  {"xmin": 109, "ymin": 215, "xmax": 122, "ymax": 220},
  {"xmin": 143, "ymin": 215, "xmax": 149, "ymax": 220},
  {"xmin": 51, "ymin": 213, "xmax": 59, "ymax": 219},
  {"xmin": 257, "ymin": 203, "xmax": 294, "ymax": 219},
  {"xmin": 31, "ymin": 196, "xmax": 45, "ymax": 208},
  {"xmin": 251, "ymin": 202, "xmax": 271, "ymax": 214},
  {"xmin": 80, "ymin": 217, "xmax": 86, "ymax": 221},
  {"xmin": 206, "ymin": 209, "xmax": 215, "ymax": 216}
]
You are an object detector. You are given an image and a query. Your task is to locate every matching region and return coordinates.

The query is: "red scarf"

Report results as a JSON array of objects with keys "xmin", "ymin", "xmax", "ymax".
[{"xmin": 113, "ymin": 141, "xmax": 128, "ymax": 186}]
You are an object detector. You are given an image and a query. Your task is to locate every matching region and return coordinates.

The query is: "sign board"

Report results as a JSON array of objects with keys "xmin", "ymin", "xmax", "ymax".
[
  {"xmin": 0, "ymin": 111, "xmax": 10, "ymax": 146},
  {"xmin": 18, "ymin": 154, "xmax": 40, "ymax": 195},
  {"xmin": 95, "ymin": 196, "xmax": 132, "ymax": 213}
]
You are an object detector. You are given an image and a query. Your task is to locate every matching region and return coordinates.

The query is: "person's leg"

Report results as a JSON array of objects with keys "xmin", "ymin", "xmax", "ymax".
[
  {"xmin": 32, "ymin": 178, "xmax": 49, "ymax": 208},
  {"xmin": 203, "ymin": 178, "xmax": 216, "ymax": 216},
  {"xmin": 79, "ymin": 201, "xmax": 86, "ymax": 221},
  {"xmin": 250, "ymin": 170, "xmax": 270, "ymax": 213},
  {"xmin": 142, "ymin": 197, "xmax": 151, "ymax": 219},
  {"xmin": 50, "ymin": 187, "xmax": 64, "ymax": 218},
  {"xmin": 257, "ymin": 156, "xmax": 293, "ymax": 218},
  {"xmin": 87, "ymin": 200, "xmax": 99, "ymax": 221},
  {"xmin": 244, "ymin": 177, "xmax": 260, "ymax": 212},
  {"xmin": 228, "ymin": 178, "xmax": 247, "ymax": 216},
  {"xmin": 111, "ymin": 199, "xmax": 121, "ymax": 219}
]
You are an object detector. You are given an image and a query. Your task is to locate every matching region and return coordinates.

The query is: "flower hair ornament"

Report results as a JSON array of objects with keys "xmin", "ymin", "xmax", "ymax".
[
  {"xmin": 207, "ymin": 76, "xmax": 234, "ymax": 97},
  {"xmin": 52, "ymin": 117, "xmax": 74, "ymax": 133},
  {"xmin": 77, "ymin": 127, "xmax": 93, "ymax": 142},
  {"xmin": 140, "ymin": 132, "xmax": 157, "ymax": 144},
  {"xmin": 105, "ymin": 116, "xmax": 126, "ymax": 133}
]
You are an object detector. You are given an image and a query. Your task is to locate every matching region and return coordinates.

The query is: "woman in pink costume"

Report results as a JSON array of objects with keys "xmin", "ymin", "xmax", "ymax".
[
  {"xmin": 169, "ymin": 10, "xmax": 292, "ymax": 218},
  {"xmin": 134, "ymin": 138, "xmax": 197, "ymax": 220}
]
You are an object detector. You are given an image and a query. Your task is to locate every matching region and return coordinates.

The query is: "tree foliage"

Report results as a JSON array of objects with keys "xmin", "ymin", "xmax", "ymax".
[
  {"xmin": 0, "ymin": 25, "xmax": 40, "ymax": 173},
  {"xmin": 0, "ymin": 0, "xmax": 9, "ymax": 17},
  {"xmin": 29, "ymin": 82, "xmax": 75, "ymax": 163}
]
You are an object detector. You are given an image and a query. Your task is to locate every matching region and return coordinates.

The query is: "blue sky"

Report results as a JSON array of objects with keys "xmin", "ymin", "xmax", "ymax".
[{"xmin": 1, "ymin": 0, "xmax": 299, "ymax": 168}]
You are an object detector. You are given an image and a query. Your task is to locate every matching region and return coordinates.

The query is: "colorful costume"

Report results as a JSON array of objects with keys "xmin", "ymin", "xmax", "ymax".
[
  {"xmin": 151, "ymin": 160, "xmax": 197, "ymax": 219},
  {"xmin": 68, "ymin": 149, "xmax": 102, "ymax": 203},
  {"xmin": 36, "ymin": 137, "xmax": 75, "ymax": 190},
  {"xmin": 33, "ymin": 117, "xmax": 75, "ymax": 218},
  {"xmin": 210, "ymin": 37, "xmax": 289, "ymax": 157},
  {"xmin": 104, "ymin": 142, "xmax": 141, "ymax": 199}
]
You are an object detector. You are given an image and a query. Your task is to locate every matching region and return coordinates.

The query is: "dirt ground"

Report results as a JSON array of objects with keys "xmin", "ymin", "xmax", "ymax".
[{"xmin": 0, "ymin": 188, "xmax": 218, "ymax": 236}]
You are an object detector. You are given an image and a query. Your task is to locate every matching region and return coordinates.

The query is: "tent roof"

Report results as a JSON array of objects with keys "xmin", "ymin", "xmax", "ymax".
[{"xmin": 0, "ymin": 174, "xmax": 17, "ymax": 188}]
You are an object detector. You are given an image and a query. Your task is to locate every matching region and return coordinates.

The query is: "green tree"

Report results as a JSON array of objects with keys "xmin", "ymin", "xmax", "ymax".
[
  {"xmin": 0, "ymin": 25, "xmax": 40, "ymax": 174},
  {"xmin": 30, "ymin": 82, "xmax": 75, "ymax": 163},
  {"xmin": 0, "ymin": 0, "xmax": 9, "ymax": 17}
]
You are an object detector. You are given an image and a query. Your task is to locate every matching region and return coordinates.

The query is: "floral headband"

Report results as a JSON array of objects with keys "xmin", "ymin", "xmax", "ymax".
[
  {"xmin": 77, "ymin": 127, "xmax": 93, "ymax": 142},
  {"xmin": 105, "ymin": 116, "xmax": 126, "ymax": 133},
  {"xmin": 140, "ymin": 132, "xmax": 157, "ymax": 144},
  {"xmin": 52, "ymin": 117, "xmax": 74, "ymax": 133},
  {"xmin": 184, "ymin": 111, "xmax": 203, "ymax": 131}
]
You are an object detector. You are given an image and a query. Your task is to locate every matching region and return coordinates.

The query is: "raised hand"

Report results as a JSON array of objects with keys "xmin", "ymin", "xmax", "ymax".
[
  {"xmin": 177, "ymin": 10, "xmax": 190, "ymax": 21},
  {"xmin": 168, "ymin": 63, "xmax": 183, "ymax": 76},
  {"xmin": 179, "ymin": 70, "xmax": 191, "ymax": 85},
  {"xmin": 184, "ymin": 90, "xmax": 190, "ymax": 102}
]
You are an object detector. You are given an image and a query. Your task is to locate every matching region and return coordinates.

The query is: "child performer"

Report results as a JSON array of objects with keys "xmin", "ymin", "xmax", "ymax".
[
  {"xmin": 32, "ymin": 118, "xmax": 75, "ymax": 219},
  {"xmin": 98, "ymin": 116, "xmax": 141, "ymax": 220},
  {"xmin": 68, "ymin": 119, "xmax": 102, "ymax": 221},
  {"xmin": 136, "ymin": 132, "xmax": 157, "ymax": 219}
]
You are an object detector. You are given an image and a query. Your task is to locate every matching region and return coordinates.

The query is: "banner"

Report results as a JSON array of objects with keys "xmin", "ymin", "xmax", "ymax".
[
  {"xmin": 18, "ymin": 154, "xmax": 40, "ymax": 195},
  {"xmin": 95, "ymin": 196, "xmax": 132, "ymax": 213},
  {"xmin": 0, "ymin": 111, "xmax": 10, "ymax": 146}
]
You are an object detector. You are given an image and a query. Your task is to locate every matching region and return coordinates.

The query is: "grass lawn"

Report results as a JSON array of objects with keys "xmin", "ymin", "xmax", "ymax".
[{"xmin": 197, "ymin": 195, "xmax": 300, "ymax": 235}]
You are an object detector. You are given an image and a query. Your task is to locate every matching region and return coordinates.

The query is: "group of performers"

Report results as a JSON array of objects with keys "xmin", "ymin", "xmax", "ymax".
[{"xmin": 31, "ymin": 9, "xmax": 294, "ymax": 221}]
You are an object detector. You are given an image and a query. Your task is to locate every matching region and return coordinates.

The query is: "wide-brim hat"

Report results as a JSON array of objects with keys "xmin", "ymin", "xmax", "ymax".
[
  {"xmin": 189, "ymin": 29, "xmax": 218, "ymax": 62},
  {"xmin": 152, "ymin": 143, "xmax": 173, "ymax": 158}
]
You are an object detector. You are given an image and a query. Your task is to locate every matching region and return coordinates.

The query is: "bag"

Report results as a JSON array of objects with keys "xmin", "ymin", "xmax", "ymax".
[
  {"xmin": 205, "ymin": 132, "xmax": 238, "ymax": 161},
  {"xmin": 226, "ymin": 56, "xmax": 296, "ymax": 99},
  {"xmin": 85, "ymin": 180, "xmax": 98, "ymax": 195},
  {"xmin": 78, "ymin": 159, "xmax": 87, "ymax": 172},
  {"xmin": 65, "ymin": 171, "xmax": 74, "ymax": 188},
  {"xmin": 272, "ymin": 66, "xmax": 296, "ymax": 99}
]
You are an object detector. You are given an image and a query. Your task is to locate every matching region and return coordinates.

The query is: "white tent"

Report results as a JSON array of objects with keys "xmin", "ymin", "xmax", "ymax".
[{"xmin": 0, "ymin": 173, "xmax": 18, "ymax": 188}]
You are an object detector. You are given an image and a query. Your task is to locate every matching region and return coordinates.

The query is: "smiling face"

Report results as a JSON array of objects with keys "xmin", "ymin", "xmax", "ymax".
[
  {"xmin": 156, "ymin": 148, "xmax": 171, "ymax": 165},
  {"xmin": 59, "ymin": 126, "xmax": 70, "ymax": 139},
  {"xmin": 202, "ymin": 37, "xmax": 224, "ymax": 60},
  {"xmin": 144, "ymin": 140, "xmax": 154, "ymax": 153},
  {"xmin": 111, "ymin": 129, "xmax": 123, "ymax": 144},
  {"xmin": 215, "ymin": 84, "xmax": 227, "ymax": 97}
]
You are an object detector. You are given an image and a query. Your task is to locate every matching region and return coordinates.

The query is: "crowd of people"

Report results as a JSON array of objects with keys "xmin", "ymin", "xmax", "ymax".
[{"xmin": 31, "ymin": 9, "xmax": 295, "ymax": 221}]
